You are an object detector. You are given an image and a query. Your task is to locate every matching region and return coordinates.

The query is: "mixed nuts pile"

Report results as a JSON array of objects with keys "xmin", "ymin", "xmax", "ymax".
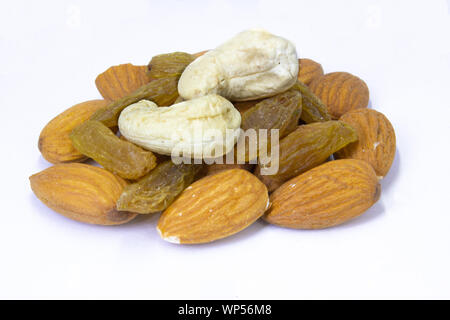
[{"xmin": 30, "ymin": 29, "xmax": 396, "ymax": 244}]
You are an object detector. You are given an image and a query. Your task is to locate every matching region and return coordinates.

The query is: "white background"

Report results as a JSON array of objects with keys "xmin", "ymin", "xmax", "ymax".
[{"xmin": 1, "ymin": 0, "xmax": 449, "ymax": 299}]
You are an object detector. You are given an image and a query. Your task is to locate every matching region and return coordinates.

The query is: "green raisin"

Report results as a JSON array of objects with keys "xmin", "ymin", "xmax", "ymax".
[
  {"xmin": 255, "ymin": 121, "xmax": 358, "ymax": 191},
  {"xmin": 91, "ymin": 52, "xmax": 194, "ymax": 128},
  {"xmin": 116, "ymin": 161, "xmax": 202, "ymax": 214},
  {"xmin": 147, "ymin": 52, "xmax": 195, "ymax": 80},
  {"xmin": 70, "ymin": 120, "xmax": 157, "ymax": 180},
  {"xmin": 239, "ymin": 88, "xmax": 302, "ymax": 162},
  {"xmin": 90, "ymin": 77, "xmax": 179, "ymax": 128},
  {"xmin": 293, "ymin": 81, "xmax": 331, "ymax": 123}
]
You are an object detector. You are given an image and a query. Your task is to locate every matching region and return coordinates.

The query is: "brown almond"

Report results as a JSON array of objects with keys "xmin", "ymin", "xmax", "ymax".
[
  {"xmin": 335, "ymin": 108, "xmax": 396, "ymax": 178},
  {"xmin": 95, "ymin": 63, "xmax": 149, "ymax": 102},
  {"xmin": 157, "ymin": 169, "xmax": 269, "ymax": 244},
  {"xmin": 193, "ymin": 50, "xmax": 208, "ymax": 58},
  {"xmin": 309, "ymin": 72, "xmax": 369, "ymax": 119},
  {"xmin": 205, "ymin": 163, "xmax": 255, "ymax": 176},
  {"xmin": 298, "ymin": 58, "xmax": 324, "ymax": 85},
  {"xmin": 38, "ymin": 100, "xmax": 109, "ymax": 164},
  {"xmin": 29, "ymin": 163, "xmax": 136, "ymax": 225},
  {"xmin": 265, "ymin": 159, "xmax": 380, "ymax": 229}
]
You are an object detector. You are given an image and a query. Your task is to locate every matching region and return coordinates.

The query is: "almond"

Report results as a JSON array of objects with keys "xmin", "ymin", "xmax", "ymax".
[
  {"xmin": 309, "ymin": 72, "xmax": 369, "ymax": 119},
  {"xmin": 265, "ymin": 159, "xmax": 380, "ymax": 229},
  {"xmin": 157, "ymin": 169, "xmax": 269, "ymax": 244},
  {"xmin": 205, "ymin": 163, "xmax": 254, "ymax": 176},
  {"xmin": 298, "ymin": 58, "xmax": 324, "ymax": 85},
  {"xmin": 38, "ymin": 100, "xmax": 109, "ymax": 164},
  {"xmin": 29, "ymin": 163, "xmax": 137, "ymax": 225},
  {"xmin": 193, "ymin": 50, "xmax": 208, "ymax": 58},
  {"xmin": 335, "ymin": 108, "xmax": 396, "ymax": 178},
  {"xmin": 95, "ymin": 63, "xmax": 149, "ymax": 102}
]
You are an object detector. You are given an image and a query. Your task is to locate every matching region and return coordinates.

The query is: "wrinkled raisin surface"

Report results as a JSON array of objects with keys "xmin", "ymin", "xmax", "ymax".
[
  {"xmin": 147, "ymin": 52, "xmax": 194, "ymax": 80},
  {"xmin": 70, "ymin": 120, "xmax": 157, "ymax": 180},
  {"xmin": 116, "ymin": 161, "xmax": 201, "ymax": 214},
  {"xmin": 239, "ymin": 89, "xmax": 302, "ymax": 162},
  {"xmin": 256, "ymin": 121, "xmax": 357, "ymax": 191},
  {"xmin": 91, "ymin": 52, "xmax": 194, "ymax": 128},
  {"xmin": 293, "ymin": 81, "xmax": 331, "ymax": 123}
]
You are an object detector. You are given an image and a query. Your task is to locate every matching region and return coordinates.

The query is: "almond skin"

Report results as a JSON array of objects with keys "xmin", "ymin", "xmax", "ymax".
[
  {"xmin": 335, "ymin": 108, "xmax": 396, "ymax": 178},
  {"xmin": 38, "ymin": 100, "xmax": 109, "ymax": 164},
  {"xmin": 265, "ymin": 159, "xmax": 380, "ymax": 229},
  {"xmin": 95, "ymin": 63, "xmax": 149, "ymax": 102},
  {"xmin": 205, "ymin": 163, "xmax": 255, "ymax": 176},
  {"xmin": 157, "ymin": 169, "xmax": 269, "ymax": 244},
  {"xmin": 309, "ymin": 72, "xmax": 369, "ymax": 119},
  {"xmin": 29, "ymin": 163, "xmax": 137, "ymax": 225},
  {"xmin": 298, "ymin": 58, "xmax": 324, "ymax": 85},
  {"xmin": 193, "ymin": 50, "xmax": 208, "ymax": 58}
]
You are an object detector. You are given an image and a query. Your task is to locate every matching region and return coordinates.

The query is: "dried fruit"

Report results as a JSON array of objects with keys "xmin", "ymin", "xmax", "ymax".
[
  {"xmin": 292, "ymin": 81, "xmax": 331, "ymax": 123},
  {"xmin": 335, "ymin": 108, "xmax": 396, "ymax": 178},
  {"xmin": 70, "ymin": 120, "xmax": 157, "ymax": 179},
  {"xmin": 118, "ymin": 96, "xmax": 241, "ymax": 159},
  {"xmin": 241, "ymin": 89, "xmax": 302, "ymax": 135},
  {"xmin": 91, "ymin": 53, "xmax": 194, "ymax": 128},
  {"xmin": 239, "ymin": 88, "xmax": 302, "ymax": 161},
  {"xmin": 116, "ymin": 161, "xmax": 201, "ymax": 214},
  {"xmin": 29, "ymin": 163, "xmax": 136, "ymax": 225},
  {"xmin": 298, "ymin": 58, "xmax": 324, "ymax": 85},
  {"xmin": 90, "ymin": 77, "xmax": 180, "ymax": 128},
  {"xmin": 233, "ymin": 99, "xmax": 262, "ymax": 114},
  {"xmin": 265, "ymin": 159, "xmax": 380, "ymax": 229},
  {"xmin": 255, "ymin": 121, "xmax": 358, "ymax": 192},
  {"xmin": 309, "ymin": 72, "xmax": 369, "ymax": 119},
  {"xmin": 38, "ymin": 100, "xmax": 108, "ymax": 164},
  {"xmin": 95, "ymin": 63, "xmax": 149, "ymax": 102},
  {"xmin": 157, "ymin": 169, "xmax": 269, "ymax": 244},
  {"xmin": 147, "ymin": 52, "xmax": 194, "ymax": 81},
  {"xmin": 178, "ymin": 29, "xmax": 298, "ymax": 101}
]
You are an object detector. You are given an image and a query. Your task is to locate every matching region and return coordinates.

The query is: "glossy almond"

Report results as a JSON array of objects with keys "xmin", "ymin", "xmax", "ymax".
[
  {"xmin": 309, "ymin": 72, "xmax": 369, "ymax": 119},
  {"xmin": 157, "ymin": 169, "xmax": 269, "ymax": 244},
  {"xmin": 29, "ymin": 163, "xmax": 136, "ymax": 225},
  {"xmin": 298, "ymin": 58, "xmax": 324, "ymax": 85},
  {"xmin": 265, "ymin": 159, "xmax": 380, "ymax": 229},
  {"xmin": 335, "ymin": 108, "xmax": 396, "ymax": 178},
  {"xmin": 95, "ymin": 63, "xmax": 149, "ymax": 101},
  {"xmin": 38, "ymin": 100, "xmax": 109, "ymax": 164}
]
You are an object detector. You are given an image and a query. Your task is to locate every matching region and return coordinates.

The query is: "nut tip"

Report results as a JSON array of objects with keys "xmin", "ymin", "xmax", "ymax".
[{"xmin": 157, "ymin": 226, "xmax": 181, "ymax": 244}]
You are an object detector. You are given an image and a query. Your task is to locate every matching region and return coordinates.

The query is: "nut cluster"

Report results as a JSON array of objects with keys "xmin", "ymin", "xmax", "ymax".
[{"xmin": 31, "ymin": 29, "xmax": 396, "ymax": 244}]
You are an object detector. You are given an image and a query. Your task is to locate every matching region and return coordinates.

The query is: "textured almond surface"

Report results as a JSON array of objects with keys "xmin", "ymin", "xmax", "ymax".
[
  {"xmin": 193, "ymin": 50, "xmax": 208, "ymax": 58},
  {"xmin": 309, "ymin": 72, "xmax": 369, "ymax": 119},
  {"xmin": 298, "ymin": 58, "xmax": 324, "ymax": 85},
  {"xmin": 38, "ymin": 100, "xmax": 109, "ymax": 164},
  {"xmin": 157, "ymin": 169, "xmax": 269, "ymax": 244},
  {"xmin": 205, "ymin": 162, "xmax": 254, "ymax": 176},
  {"xmin": 335, "ymin": 108, "xmax": 396, "ymax": 178},
  {"xmin": 95, "ymin": 63, "xmax": 149, "ymax": 101},
  {"xmin": 266, "ymin": 159, "xmax": 380, "ymax": 229},
  {"xmin": 29, "ymin": 163, "xmax": 136, "ymax": 225}
]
